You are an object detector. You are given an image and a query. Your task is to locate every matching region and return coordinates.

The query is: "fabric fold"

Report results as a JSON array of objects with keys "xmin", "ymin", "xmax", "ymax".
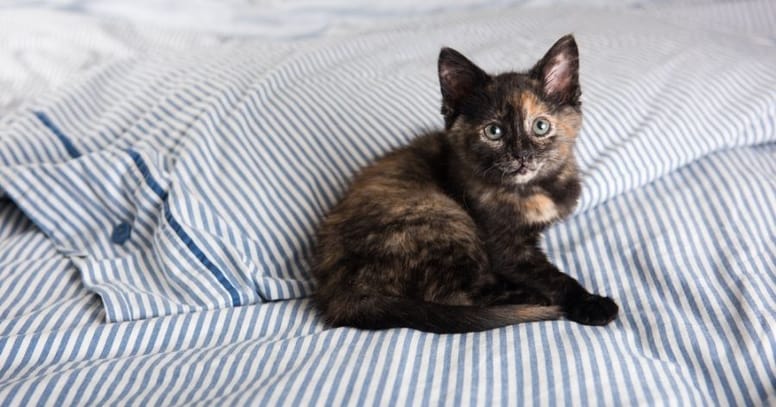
[{"xmin": 0, "ymin": 148, "xmax": 268, "ymax": 322}]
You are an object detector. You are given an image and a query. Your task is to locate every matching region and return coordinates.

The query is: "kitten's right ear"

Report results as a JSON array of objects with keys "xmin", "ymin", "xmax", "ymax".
[
  {"xmin": 530, "ymin": 35, "xmax": 580, "ymax": 106},
  {"xmin": 438, "ymin": 47, "xmax": 489, "ymax": 124}
]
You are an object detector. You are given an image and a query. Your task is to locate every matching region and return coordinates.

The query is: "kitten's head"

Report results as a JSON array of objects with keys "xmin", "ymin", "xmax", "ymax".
[{"xmin": 439, "ymin": 35, "xmax": 582, "ymax": 185}]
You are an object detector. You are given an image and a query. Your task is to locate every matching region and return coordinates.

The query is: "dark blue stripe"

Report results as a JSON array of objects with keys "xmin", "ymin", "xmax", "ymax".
[
  {"xmin": 126, "ymin": 149, "xmax": 242, "ymax": 307},
  {"xmin": 33, "ymin": 111, "xmax": 81, "ymax": 158},
  {"xmin": 126, "ymin": 149, "xmax": 168, "ymax": 199}
]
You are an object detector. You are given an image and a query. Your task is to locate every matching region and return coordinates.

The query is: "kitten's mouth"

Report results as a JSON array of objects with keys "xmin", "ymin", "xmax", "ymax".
[
  {"xmin": 503, "ymin": 162, "xmax": 541, "ymax": 183},
  {"xmin": 512, "ymin": 164, "xmax": 532, "ymax": 175},
  {"xmin": 505, "ymin": 163, "xmax": 536, "ymax": 176}
]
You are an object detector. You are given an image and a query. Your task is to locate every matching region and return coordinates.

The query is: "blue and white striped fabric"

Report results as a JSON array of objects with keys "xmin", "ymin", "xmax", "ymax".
[{"xmin": 1, "ymin": 1, "xmax": 775, "ymax": 405}]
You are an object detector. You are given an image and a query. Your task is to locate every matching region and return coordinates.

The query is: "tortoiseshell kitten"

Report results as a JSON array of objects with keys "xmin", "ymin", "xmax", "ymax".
[{"xmin": 312, "ymin": 35, "xmax": 618, "ymax": 333}]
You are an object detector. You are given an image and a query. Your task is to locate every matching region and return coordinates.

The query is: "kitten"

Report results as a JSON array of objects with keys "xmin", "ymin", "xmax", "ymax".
[{"xmin": 312, "ymin": 35, "xmax": 619, "ymax": 333}]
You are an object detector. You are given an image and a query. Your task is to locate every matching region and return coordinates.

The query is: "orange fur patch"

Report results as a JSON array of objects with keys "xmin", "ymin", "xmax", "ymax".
[
  {"xmin": 516, "ymin": 91, "xmax": 550, "ymax": 119},
  {"xmin": 521, "ymin": 193, "xmax": 559, "ymax": 224},
  {"xmin": 478, "ymin": 188, "xmax": 560, "ymax": 225}
]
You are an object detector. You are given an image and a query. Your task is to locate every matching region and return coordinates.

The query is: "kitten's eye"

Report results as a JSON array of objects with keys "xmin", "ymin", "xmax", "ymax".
[
  {"xmin": 483, "ymin": 123, "xmax": 503, "ymax": 140},
  {"xmin": 532, "ymin": 118, "xmax": 551, "ymax": 136}
]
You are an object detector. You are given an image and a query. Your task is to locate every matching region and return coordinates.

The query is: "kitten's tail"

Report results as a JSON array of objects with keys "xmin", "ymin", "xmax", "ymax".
[{"xmin": 320, "ymin": 294, "xmax": 561, "ymax": 333}]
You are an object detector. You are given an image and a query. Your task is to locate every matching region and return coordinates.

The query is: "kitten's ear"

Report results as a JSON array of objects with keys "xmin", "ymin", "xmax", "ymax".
[
  {"xmin": 438, "ymin": 47, "xmax": 489, "ymax": 120},
  {"xmin": 531, "ymin": 35, "xmax": 580, "ymax": 105}
]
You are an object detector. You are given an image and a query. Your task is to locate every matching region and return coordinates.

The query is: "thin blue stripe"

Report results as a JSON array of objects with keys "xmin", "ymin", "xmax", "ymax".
[
  {"xmin": 451, "ymin": 334, "xmax": 465, "ymax": 406},
  {"xmin": 420, "ymin": 336, "xmax": 439, "ymax": 406},
  {"xmin": 539, "ymin": 326, "xmax": 559, "ymax": 406}
]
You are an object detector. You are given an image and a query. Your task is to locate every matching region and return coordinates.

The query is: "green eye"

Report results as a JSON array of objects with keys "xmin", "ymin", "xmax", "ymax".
[
  {"xmin": 532, "ymin": 118, "xmax": 551, "ymax": 136},
  {"xmin": 484, "ymin": 123, "xmax": 503, "ymax": 140}
]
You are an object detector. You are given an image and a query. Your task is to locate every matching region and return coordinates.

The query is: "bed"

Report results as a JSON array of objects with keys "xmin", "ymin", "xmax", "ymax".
[{"xmin": 0, "ymin": 0, "xmax": 774, "ymax": 405}]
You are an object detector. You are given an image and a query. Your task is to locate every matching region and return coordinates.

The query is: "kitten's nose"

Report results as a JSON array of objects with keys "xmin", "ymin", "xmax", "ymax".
[{"xmin": 516, "ymin": 150, "xmax": 532, "ymax": 162}]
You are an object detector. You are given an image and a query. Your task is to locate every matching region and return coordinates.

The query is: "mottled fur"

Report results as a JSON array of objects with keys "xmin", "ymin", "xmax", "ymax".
[{"xmin": 312, "ymin": 35, "xmax": 618, "ymax": 333}]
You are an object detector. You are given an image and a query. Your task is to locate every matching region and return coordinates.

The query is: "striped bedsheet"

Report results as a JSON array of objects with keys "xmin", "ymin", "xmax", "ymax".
[{"xmin": 0, "ymin": 1, "xmax": 775, "ymax": 405}]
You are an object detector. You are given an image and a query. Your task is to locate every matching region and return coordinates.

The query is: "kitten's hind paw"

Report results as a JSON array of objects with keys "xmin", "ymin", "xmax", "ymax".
[{"xmin": 564, "ymin": 295, "xmax": 619, "ymax": 326}]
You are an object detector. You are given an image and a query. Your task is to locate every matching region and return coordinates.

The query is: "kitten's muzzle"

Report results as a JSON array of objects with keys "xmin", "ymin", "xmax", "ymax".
[
  {"xmin": 515, "ymin": 164, "xmax": 531, "ymax": 175},
  {"xmin": 505, "ymin": 161, "xmax": 536, "ymax": 176}
]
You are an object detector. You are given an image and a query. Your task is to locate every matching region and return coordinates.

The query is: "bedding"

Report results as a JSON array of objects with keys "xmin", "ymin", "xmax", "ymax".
[{"xmin": 0, "ymin": 0, "xmax": 775, "ymax": 405}]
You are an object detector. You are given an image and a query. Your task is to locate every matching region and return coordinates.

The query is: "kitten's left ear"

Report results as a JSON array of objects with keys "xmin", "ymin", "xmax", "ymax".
[
  {"xmin": 438, "ymin": 47, "xmax": 489, "ymax": 125},
  {"xmin": 531, "ymin": 34, "xmax": 580, "ymax": 105}
]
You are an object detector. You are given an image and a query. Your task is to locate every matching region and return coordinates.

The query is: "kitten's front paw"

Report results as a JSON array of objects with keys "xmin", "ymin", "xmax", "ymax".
[{"xmin": 565, "ymin": 295, "xmax": 619, "ymax": 326}]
